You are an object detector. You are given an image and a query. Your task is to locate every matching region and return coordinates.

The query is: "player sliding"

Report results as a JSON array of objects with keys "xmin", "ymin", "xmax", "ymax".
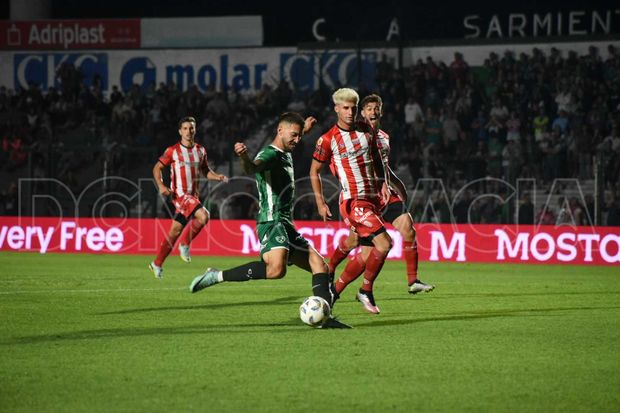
[
  {"xmin": 309, "ymin": 88, "xmax": 392, "ymax": 314},
  {"xmin": 149, "ymin": 116, "xmax": 228, "ymax": 278},
  {"xmin": 330, "ymin": 94, "xmax": 435, "ymax": 295},
  {"xmin": 189, "ymin": 112, "xmax": 349, "ymax": 328}
]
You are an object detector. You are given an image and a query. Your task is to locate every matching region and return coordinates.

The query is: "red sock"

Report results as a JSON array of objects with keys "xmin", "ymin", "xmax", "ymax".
[
  {"xmin": 335, "ymin": 254, "xmax": 366, "ymax": 294},
  {"xmin": 178, "ymin": 219, "xmax": 205, "ymax": 246},
  {"xmin": 361, "ymin": 248, "xmax": 388, "ymax": 292},
  {"xmin": 328, "ymin": 238, "xmax": 353, "ymax": 273},
  {"xmin": 154, "ymin": 233, "xmax": 178, "ymax": 267},
  {"xmin": 404, "ymin": 240, "xmax": 419, "ymax": 285}
]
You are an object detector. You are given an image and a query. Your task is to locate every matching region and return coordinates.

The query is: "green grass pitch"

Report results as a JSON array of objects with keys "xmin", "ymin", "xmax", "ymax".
[{"xmin": 1, "ymin": 252, "xmax": 619, "ymax": 412}]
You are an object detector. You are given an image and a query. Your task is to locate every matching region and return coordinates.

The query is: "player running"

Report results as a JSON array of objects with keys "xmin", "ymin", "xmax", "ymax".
[
  {"xmin": 189, "ymin": 112, "xmax": 348, "ymax": 328},
  {"xmin": 309, "ymin": 88, "xmax": 392, "ymax": 314},
  {"xmin": 329, "ymin": 94, "xmax": 435, "ymax": 296},
  {"xmin": 149, "ymin": 116, "xmax": 228, "ymax": 278}
]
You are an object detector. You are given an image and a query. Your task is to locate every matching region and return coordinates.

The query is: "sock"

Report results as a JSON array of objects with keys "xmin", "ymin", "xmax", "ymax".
[
  {"xmin": 222, "ymin": 261, "xmax": 267, "ymax": 282},
  {"xmin": 154, "ymin": 233, "xmax": 179, "ymax": 267},
  {"xmin": 404, "ymin": 240, "xmax": 419, "ymax": 285},
  {"xmin": 312, "ymin": 273, "xmax": 333, "ymax": 306},
  {"xmin": 328, "ymin": 238, "xmax": 353, "ymax": 273},
  {"xmin": 335, "ymin": 254, "xmax": 366, "ymax": 294},
  {"xmin": 360, "ymin": 248, "xmax": 388, "ymax": 293},
  {"xmin": 179, "ymin": 218, "xmax": 205, "ymax": 246}
]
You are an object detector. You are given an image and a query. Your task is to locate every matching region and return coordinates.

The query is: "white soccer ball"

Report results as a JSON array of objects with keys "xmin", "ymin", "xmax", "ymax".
[{"xmin": 299, "ymin": 296, "xmax": 331, "ymax": 327}]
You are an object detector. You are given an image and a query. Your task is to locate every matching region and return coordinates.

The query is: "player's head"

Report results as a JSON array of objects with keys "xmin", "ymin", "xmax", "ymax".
[
  {"xmin": 276, "ymin": 112, "xmax": 304, "ymax": 152},
  {"xmin": 178, "ymin": 116, "xmax": 196, "ymax": 143},
  {"xmin": 360, "ymin": 94, "xmax": 383, "ymax": 129},
  {"xmin": 332, "ymin": 88, "xmax": 359, "ymax": 128}
]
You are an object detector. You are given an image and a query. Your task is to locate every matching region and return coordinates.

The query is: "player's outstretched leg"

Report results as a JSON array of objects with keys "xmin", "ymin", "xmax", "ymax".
[
  {"xmin": 190, "ymin": 268, "xmax": 221, "ymax": 292},
  {"xmin": 178, "ymin": 209, "xmax": 210, "ymax": 264},
  {"xmin": 334, "ymin": 254, "xmax": 366, "ymax": 297},
  {"xmin": 150, "ymin": 221, "xmax": 184, "ymax": 278},
  {"xmin": 328, "ymin": 232, "xmax": 358, "ymax": 274},
  {"xmin": 407, "ymin": 240, "xmax": 435, "ymax": 295},
  {"xmin": 149, "ymin": 262, "xmax": 163, "ymax": 279},
  {"xmin": 392, "ymin": 213, "xmax": 435, "ymax": 294},
  {"xmin": 289, "ymin": 243, "xmax": 352, "ymax": 328},
  {"xmin": 190, "ymin": 261, "xmax": 268, "ymax": 293},
  {"xmin": 356, "ymin": 233, "xmax": 392, "ymax": 314}
]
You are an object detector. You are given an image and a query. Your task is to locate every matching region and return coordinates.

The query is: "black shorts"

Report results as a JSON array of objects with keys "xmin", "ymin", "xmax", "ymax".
[
  {"xmin": 172, "ymin": 203, "xmax": 204, "ymax": 226},
  {"xmin": 382, "ymin": 201, "xmax": 407, "ymax": 223},
  {"xmin": 359, "ymin": 201, "xmax": 407, "ymax": 246}
]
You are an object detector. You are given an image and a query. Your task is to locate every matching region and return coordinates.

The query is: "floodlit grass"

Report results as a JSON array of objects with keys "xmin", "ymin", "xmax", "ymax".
[{"xmin": 1, "ymin": 252, "xmax": 619, "ymax": 412}]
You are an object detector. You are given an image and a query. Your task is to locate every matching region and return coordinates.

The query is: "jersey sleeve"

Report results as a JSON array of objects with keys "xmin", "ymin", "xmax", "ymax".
[
  {"xmin": 254, "ymin": 147, "xmax": 277, "ymax": 169},
  {"xmin": 158, "ymin": 146, "xmax": 174, "ymax": 166},
  {"xmin": 377, "ymin": 131, "xmax": 391, "ymax": 161},
  {"xmin": 312, "ymin": 134, "xmax": 332, "ymax": 163},
  {"xmin": 200, "ymin": 147, "xmax": 209, "ymax": 172}
]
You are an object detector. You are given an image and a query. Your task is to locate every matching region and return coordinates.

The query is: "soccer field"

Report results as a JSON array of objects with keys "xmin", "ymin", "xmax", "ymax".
[{"xmin": 1, "ymin": 252, "xmax": 619, "ymax": 412}]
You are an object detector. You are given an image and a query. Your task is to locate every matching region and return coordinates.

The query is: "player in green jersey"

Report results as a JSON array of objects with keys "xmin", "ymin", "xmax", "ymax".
[{"xmin": 189, "ymin": 113, "xmax": 346, "ymax": 326}]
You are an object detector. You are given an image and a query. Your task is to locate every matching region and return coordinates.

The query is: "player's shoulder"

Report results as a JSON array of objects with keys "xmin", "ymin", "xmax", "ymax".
[
  {"xmin": 194, "ymin": 142, "xmax": 208, "ymax": 154},
  {"xmin": 378, "ymin": 129, "xmax": 390, "ymax": 139},
  {"xmin": 161, "ymin": 142, "xmax": 180, "ymax": 156},
  {"xmin": 256, "ymin": 144, "xmax": 276, "ymax": 158},
  {"xmin": 319, "ymin": 124, "xmax": 342, "ymax": 141}
]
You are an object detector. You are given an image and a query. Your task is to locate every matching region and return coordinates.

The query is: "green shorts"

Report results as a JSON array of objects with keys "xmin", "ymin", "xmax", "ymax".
[{"xmin": 256, "ymin": 220, "xmax": 310, "ymax": 260}]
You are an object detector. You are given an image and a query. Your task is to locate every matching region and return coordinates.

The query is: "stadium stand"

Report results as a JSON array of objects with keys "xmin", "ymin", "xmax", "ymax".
[{"xmin": 1, "ymin": 45, "xmax": 619, "ymax": 224}]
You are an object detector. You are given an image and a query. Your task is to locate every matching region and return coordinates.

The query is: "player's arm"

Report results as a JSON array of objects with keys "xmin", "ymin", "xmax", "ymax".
[
  {"xmin": 204, "ymin": 168, "xmax": 228, "ymax": 183},
  {"xmin": 388, "ymin": 166, "xmax": 408, "ymax": 204},
  {"xmin": 309, "ymin": 159, "xmax": 332, "ymax": 221},
  {"xmin": 370, "ymin": 134, "xmax": 391, "ymax": 204},
  {"xmin": 303, "ymin": 116, "xmax": 317, "ymax": 134},
  {"xmin": 152, "ymin": 161, "xmax": 171, "ymax": 197},
  {"xmin": 234, "ymin": 142, "xmax": 268, "ymax": 175}
]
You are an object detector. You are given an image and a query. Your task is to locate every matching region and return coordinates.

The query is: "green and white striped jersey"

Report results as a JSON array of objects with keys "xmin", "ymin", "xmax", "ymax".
[{"xmin": 254, "ymin": 145, "xmax": 295, "ymax": 224}]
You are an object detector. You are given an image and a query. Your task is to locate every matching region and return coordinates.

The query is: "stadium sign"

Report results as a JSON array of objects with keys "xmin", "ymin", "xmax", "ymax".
[
  {"xmin": 280, "ymin": 51, "xmax": 378, "ymax": 91},
  {"xmin": 0, "ymin": 20, "xmax": 140, "ymax": 50},
  {"xmin": 3, "ymin": 48, "xmax": 389, "ymax": 93},
  {"xmin": 6, "ymin": 49, "xmax": 283, "ymax": 93},
  {"xmin": 0, "ymin": 218, "xmax": 617, "ymax": 266},
  {"xmin": 13, "ymin": 52, "xmax": 109, "ymax": 90},
  {"xmin": 463, "ymin": 9, "xmax": 620, "ymax": 39}
]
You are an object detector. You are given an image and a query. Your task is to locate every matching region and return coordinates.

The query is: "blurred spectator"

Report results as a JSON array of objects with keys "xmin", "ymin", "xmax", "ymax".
[
  {"xmin": 551, "ymin": 109, "xmax": 570, "ymax": 134},
  {"xmin": 606, "ymin": 196, "xmax": 620, "ymax": 226},
  {"xmin": 404, "ymin": 97, "xmax": 424, "ymax": 126},
  {"xmin": 533, "ymin": 106, "xmax": 549, "ymax": 143},
  {"xmin": 1, "ymin": 43, "xmax": 619, "ymax": 224},
  {"xmin": 423, "ymin": 108, "xmax": 442, "ymax": 157},
  {"xmin": 536, "ymin": 206, "xmax": 556, "ymax": 225},
  {"xmin": 518, "ymin": 193, "xmax": 534, "ymax": 225}
]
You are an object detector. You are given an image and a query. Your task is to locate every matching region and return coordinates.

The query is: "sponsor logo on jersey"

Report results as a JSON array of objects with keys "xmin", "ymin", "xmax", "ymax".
[
  {"xmin": 340, "ymin": 147, "xmax": 366, "ymax": 159},
  {"xmin": 177, "ymin": 161, "xmax": 201, "ymax": 168}
]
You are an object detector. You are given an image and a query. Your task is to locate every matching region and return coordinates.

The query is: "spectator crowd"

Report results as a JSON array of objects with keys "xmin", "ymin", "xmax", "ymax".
[{"xmin": 1, "ymin": 44, "xmax": 619, "ymax": 224}]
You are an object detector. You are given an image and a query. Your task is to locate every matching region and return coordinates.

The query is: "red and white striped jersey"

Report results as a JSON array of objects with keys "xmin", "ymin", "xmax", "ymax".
[
  {"xmin": 313, "ymin": 122, "xmax": 383, "ymax": 202},
  {"xmin": 376, "ymin": 129, "xmax": 390, "ymax": 161},
  {"xmin": 158, "ymin": 142, "xmax": 209, "ymax": 198},
  {"xmin": 375, "ymin": 128, "xmax": 405, "ymax": 204}
]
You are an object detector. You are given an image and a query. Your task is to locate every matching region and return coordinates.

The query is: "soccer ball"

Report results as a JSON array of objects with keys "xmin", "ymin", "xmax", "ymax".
[{"xmin": 299, "ymin": 296, "xmax": 330, "ymax": 327}]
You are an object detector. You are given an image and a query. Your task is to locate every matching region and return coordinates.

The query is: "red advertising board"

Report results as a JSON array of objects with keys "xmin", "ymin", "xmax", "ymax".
[
  {"xmin": 0, "ymin": 19, "xmax": 140, "ymax": 50},
  {"xmin": 0, "ymin": 217, "xmax": 618, "ymax": 265}
]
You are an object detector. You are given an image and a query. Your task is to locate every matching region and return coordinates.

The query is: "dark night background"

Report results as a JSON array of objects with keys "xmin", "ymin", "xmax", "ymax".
[{"xmin": 1, "ymin": 0, "xmax": 618, "ymax": 44}]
